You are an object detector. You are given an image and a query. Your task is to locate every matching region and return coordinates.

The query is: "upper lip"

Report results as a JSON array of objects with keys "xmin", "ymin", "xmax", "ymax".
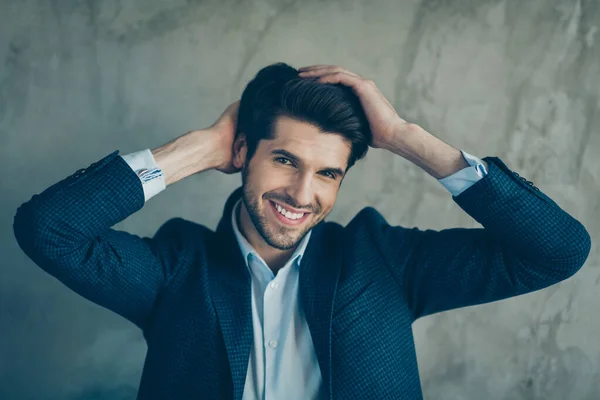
[{"xmin": 270, "ymin": 200, "xmax": 311, "ymax": 214}]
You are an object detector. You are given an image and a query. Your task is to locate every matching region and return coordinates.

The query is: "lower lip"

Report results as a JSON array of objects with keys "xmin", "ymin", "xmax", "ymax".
[{"xmin": 268, "ymin": 200, "xmax": 310, "ymax": 226}]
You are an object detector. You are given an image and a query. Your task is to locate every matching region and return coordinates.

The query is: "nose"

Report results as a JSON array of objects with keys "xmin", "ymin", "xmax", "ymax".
[{"xmin": 285, "ymin": 173, "xmax": 313, "ymax": 211}]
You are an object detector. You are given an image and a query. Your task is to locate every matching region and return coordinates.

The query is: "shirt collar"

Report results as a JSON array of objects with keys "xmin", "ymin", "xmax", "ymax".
[{"xmin": 231, "ymin": 198, "xmax": 312, "ymax": 268}]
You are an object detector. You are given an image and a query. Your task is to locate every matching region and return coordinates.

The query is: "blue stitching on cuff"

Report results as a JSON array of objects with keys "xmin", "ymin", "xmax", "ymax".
[{"xmin": 136, "ymin": 167, "xmax": 163, "ymax": 183}]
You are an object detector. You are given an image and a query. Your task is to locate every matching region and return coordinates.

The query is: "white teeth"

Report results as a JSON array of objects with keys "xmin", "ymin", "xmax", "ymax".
[{"xmin": 273, "ymin": 202, "xmax": 304, "ymax": 220}]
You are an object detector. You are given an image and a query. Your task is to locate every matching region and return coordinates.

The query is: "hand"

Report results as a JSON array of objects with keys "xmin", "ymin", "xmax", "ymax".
[
  {"xmin": 297, "ymin": 65, "xmax": 412, "ymax": 150},
  {"xmin": 207, "ymin": 100, "xmax": 241, "ymax": 174}
]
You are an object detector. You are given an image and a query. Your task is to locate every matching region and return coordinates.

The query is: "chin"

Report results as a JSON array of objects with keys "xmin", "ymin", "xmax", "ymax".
[{"xmin": 265, "ymin": 235, "xmax": 299, "ymax": 251}]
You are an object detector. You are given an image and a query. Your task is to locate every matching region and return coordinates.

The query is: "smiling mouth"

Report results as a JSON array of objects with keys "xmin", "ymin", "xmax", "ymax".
[{"xmin": 268, "ymin": 200, "xmax": 311, "ymax": 226}]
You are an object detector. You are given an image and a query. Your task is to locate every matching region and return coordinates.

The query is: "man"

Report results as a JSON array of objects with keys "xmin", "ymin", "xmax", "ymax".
[{"xmin": 13, "ymin": 62, "xmax": 591, "ymax": 400}]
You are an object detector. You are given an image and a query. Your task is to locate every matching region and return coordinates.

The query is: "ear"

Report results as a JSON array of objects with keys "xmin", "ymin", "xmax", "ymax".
[{"xmin": 232, "ymin": 132, "xmax": 248, "ymax": 169}]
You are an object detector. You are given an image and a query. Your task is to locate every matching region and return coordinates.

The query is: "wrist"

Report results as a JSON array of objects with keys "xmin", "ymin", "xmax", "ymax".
[
  {"xmin": 152, "ymin": 129, "xmax": 222, "ymax": 186},
  {"xmin": 384, "ymin": 124, "xmax": 468, "ymax": 179},
  {"xmin": 379, "ymin": 123, "xmax": 423, "ymax": 157}
]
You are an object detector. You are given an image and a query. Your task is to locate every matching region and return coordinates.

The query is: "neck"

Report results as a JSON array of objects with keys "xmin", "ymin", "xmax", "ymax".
[{"xmin": 237, "ymin": 201, "xmax": 295, "ymax": 272}]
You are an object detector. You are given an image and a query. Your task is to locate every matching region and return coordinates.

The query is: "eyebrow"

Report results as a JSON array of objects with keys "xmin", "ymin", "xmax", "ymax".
[{"xmin": 270, "ymin": 149, "xmax": 345, "ymax": 178}]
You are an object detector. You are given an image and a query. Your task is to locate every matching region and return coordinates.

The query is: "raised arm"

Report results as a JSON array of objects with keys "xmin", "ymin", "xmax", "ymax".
[
  {"xmin": 365, "ymin": 154, "xmax": 590, "ymax": 320},
  {"xmin": 297, "ymin": 65, "xmax": 591, "ymax": 321},
  {"xmin": 12, "ymin": 101, "xmax": 240, "ymax": 330}
]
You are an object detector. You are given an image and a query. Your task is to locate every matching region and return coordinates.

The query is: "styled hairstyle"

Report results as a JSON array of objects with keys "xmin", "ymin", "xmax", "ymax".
[{"xmin": 237, "ymin": 62, "xmax": 372, "ymax": 171}]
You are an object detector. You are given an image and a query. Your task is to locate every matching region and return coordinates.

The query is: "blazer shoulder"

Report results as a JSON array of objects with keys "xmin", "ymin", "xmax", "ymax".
[
  {"xmin": 155, "ymin": 217, "xmax": 213, "ymax": 246},
  {"xmin": 344, "ymin": 206, "xmax": 415, "ymax": 249},
  {"xmin": 345, "ymin": 206, "xmax": 390, "ymax": 232},
  {"xmin": 151, "ymin": 217, "xmax": 214, "ymax": 286},
  {"xmin": 342, "ymin": 206, "xmax": 388, "ymax": 245}
]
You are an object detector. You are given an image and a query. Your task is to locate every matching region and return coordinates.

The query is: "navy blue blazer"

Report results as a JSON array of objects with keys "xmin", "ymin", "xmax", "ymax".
[{"xmin": 13, "ymin": 150, "xmax": 591, "ymax": 399}]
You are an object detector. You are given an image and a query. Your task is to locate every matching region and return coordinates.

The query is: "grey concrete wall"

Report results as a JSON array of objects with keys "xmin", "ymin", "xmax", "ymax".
[{"xmin": 1, "ymin": 0, "xmax": 598, "ymax": 399}]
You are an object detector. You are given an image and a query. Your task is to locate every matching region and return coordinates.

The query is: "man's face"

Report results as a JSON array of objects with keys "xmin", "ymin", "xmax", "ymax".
[{"xmin": 236, "ymin": 116, "xmax": 351, "ymax": 250}]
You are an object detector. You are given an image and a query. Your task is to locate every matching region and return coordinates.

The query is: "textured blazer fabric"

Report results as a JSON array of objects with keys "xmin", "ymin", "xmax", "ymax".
[{"xmin": 13, "ymin": 150, "xmax": 591, "ymax": 399}]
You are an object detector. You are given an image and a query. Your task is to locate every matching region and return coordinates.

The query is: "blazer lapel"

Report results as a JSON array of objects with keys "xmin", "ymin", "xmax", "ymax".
[
  {"xmin": 299, "ymin": 223, "xmax": 344, "ymax": 400},
  {"xmin": 208, "ymin": 187, "xmax": 253, "ymax": 400}
]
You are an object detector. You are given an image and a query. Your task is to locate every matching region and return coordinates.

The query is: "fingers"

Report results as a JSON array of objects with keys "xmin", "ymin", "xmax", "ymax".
[
  {"xmin": 311, "ymin": 71, "xmax": 364, "ymax": 90},
  {"xmin": 229, "ymin": 100, "xmax": 240, "ymax": 113},
  {"xmin": 226, "ymin": 100, "xmax": 240, "ymax": 119},
  {"xmin": 297, "ymin": 65, "xmax": 329, "ymax": 71},
  {"xmin": 298, "ymin": 65, "xmax": 360, "ymax": 78},
  {"xmin": 299, "ymin": 68, "xmax": 368, "ymax": 93}
]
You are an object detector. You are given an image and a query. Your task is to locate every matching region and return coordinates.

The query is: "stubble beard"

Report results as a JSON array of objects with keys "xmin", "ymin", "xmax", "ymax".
[{"xmin": 241, "ymin": 165, "xmax": 314, "ymax": 251}]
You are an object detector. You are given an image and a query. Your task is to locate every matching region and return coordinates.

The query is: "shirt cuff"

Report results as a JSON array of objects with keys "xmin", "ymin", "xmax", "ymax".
[
  {"xmin": 120, "ymin": 149, "xmax": 166, "ymax": 202},
  {"xmin": 437, "ymin": 150, "xmax": 488, "ymax": 197}
]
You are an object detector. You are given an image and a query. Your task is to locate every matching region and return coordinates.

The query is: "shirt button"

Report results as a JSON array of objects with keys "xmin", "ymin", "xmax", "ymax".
[
  {"xmin": 270, "ymin": 282, "xmax": 279, "ymax": 289},
  {"xmin": 268, "ymin": 340, "xmax": 278, "ymax": 349}
]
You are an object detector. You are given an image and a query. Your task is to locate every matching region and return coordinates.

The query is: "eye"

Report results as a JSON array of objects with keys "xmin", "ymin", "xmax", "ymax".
[
  {"xmin": 275, "ymin": 157, "xmax": 293, "ymax": 165},
  {"xmin": 321, "ymin": 171, "xmax": 336, "ymax": 179}
]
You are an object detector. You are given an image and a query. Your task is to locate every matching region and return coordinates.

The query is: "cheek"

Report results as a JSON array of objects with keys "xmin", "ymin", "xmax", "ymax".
[
  {"xmin": 247, "ymin": 164, "xmax": 289, "ymax": 194},
  {"xmin": 316, "ymin": 187, "xmax": 339, "ymax": 213}
]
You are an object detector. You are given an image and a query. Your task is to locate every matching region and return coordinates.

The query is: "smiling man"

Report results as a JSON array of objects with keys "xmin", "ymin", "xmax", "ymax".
[
  {"xmin": 236, "ymin": 115, "xmax": 349, "ymax": 271},
  {"xmin": 13, "ymin": 62, "xmax": 591, "ymax": 399}
]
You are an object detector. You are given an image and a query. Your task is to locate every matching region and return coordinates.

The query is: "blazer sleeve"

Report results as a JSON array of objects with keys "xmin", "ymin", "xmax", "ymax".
[
  {"xmin": 366, "ymin": 156, "xmax": 591, "ymax": 321},
  {"xmin": 12, "ymin": 150, "xmax": 182, "ymax": 330}
]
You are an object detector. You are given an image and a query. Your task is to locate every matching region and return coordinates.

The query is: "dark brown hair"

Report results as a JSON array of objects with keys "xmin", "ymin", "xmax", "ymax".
[{"xmin": 237, "ymin": 62, "xmax": 372, "ymax": 171}]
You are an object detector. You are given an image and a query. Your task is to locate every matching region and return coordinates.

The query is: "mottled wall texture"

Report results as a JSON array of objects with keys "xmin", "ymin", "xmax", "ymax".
[{"xmin": 1, "ymin": 0, "xmax": 598, "ymax": 399}]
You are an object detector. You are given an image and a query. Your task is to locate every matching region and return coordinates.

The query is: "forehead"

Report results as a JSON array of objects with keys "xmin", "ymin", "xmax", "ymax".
[{"xmin": 264, "ymin": 116, "xmax": 351, "ymax": 168}]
